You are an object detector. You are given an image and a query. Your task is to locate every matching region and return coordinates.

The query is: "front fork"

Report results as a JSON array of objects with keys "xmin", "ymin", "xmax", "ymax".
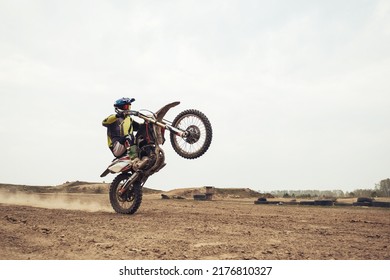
[
  {"xmin": 137, "ymin": 112, "xmax": 188, "ymax": 138},
  {"xmin": 118, "ymin": 172, "xmax": 140, "ymax": 195}
]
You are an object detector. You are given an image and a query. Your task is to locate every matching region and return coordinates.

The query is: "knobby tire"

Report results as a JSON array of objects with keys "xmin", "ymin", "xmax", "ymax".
[
  {"xmin": 109, "ymin": 173, "xmax": 143, "ymax": 215},
  {"xmin": 170, "ymin": 109, "xmax": 212, "ymax": 159}
]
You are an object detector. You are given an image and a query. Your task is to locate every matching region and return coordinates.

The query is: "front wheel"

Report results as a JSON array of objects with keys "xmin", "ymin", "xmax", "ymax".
[
  {"xmin": 170, "ymin": 109, "xmax": 212, "ymax": 159},
  {"xmin": 109, "ymin": 173, "xmax": 143, "ymax": 214}
]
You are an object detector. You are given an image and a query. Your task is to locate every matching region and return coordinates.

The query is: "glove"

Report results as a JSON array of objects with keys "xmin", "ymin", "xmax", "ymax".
[
  {"xmin": 126, "ymin": 134, "xmax": 135, "ymax": 145},
  {"xmin": 118, "ymin": 135, "xmax": 135, "ymax": 145}
]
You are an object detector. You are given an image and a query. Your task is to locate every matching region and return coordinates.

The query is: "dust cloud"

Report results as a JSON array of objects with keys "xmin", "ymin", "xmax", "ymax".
[{"xmin": 0, "ymin": 190, "xmax": 112, "ymax": 212}]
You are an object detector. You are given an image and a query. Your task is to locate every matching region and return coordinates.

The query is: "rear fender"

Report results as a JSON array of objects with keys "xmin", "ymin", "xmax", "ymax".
[
  {"xmin": 100, "ymin": 169, "xmax": 110, "ymax": 177},
  {"xmin": 100, "ymin": 156, "xmax": 132, "ymax": 177}
]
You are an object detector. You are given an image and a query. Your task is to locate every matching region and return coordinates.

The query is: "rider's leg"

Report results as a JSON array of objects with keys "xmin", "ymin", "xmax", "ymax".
[{"xmin": 111, "ymin": 141, "xmax": 126, "ymax": 157}]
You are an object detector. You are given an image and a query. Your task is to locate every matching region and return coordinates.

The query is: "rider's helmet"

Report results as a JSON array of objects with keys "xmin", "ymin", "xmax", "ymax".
[{"xmin": 114, "ymin": 97, "xmax": 135, "ymax": 113}]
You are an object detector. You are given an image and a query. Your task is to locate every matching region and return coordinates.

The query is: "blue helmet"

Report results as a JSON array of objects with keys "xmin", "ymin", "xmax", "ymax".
[{"xmin": 114, "ymin": 97, "xmax": 135, "ymax": 110}]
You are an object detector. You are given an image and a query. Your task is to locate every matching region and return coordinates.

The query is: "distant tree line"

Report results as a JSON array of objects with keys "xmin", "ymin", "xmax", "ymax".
[{"xmin": 263, "ymin": 178, "xmax": 390, "ymax": 198}]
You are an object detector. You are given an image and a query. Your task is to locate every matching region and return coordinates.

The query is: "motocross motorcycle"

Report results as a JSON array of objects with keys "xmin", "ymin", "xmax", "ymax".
[{"xmin": 100, "ymin": 101, "xmax": 212, "ymax": 214}]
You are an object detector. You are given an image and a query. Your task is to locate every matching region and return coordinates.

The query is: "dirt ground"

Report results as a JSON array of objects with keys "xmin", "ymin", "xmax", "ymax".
[{"xmin": 0, "ymin": 191, "xmax": 389, "ymax": 260}]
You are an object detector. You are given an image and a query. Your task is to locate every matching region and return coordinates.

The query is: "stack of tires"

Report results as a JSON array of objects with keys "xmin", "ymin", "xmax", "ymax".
[
  {"xmin": 353, "ymin": 197, "xmax": 390, "ymax": 208},
  {"xmin": 353, "ymin": 197, "xmax": 373, "ymax": 207},
  {"xmin": 254, "ymin": 197, "xmax": 268, "ymax": 204}
]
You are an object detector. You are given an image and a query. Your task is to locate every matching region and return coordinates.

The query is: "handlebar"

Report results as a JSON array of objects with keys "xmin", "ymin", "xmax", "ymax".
[{"xmin": 127, "ymin": 110, "xmax": 139, "ymax": 116}]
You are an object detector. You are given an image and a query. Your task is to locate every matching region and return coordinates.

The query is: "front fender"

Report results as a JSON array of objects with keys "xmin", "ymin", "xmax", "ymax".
[{"xmin": 155, "ymin": 101, "xmax": 180, "ymax": 121}]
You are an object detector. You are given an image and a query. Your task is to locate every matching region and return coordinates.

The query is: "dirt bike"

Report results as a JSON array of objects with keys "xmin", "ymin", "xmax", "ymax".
[{"xmin": 100, "ymin": 101, "xmax": 212, "ymax": 214}]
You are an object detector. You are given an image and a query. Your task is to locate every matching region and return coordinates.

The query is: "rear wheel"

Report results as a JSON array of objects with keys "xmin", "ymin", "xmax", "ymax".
[
  {"xmin": 170, "ymin": 109, "xmax": 212, "ymax": 159},
  {"xmin": 109, "ymin": 173, "xmax": 143, "ymax": 214}
]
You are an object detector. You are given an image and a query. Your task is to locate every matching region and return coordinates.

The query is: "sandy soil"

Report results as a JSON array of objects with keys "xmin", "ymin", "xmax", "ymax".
[{"xmin": 0, "ymin": 192, "xmax": 389, "ymax": 260}]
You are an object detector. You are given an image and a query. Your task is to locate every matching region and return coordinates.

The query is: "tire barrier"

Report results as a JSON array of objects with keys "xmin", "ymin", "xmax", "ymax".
[
  {"xmin": 314, "ymin": 199, "xmax": 334, "ymax": 206},
  {"xmin": 193, "ymin": 194, "xmax": 207, "ymax": 201},
  {"xmin": 357, "ymin": 197, "xmax": 373, "ymax": 203},
  {"xmin": 352, "ymin": 202, "xmax": 372, "ymax": 207},
  {"xmin": 254, "ymin": 200, "xmax": 268, "ymax": 205},
  {"xmin": 253, "ymin": 197, "xmax": 390, "ymax": 208},
  {"xmin": 254, "ymin": 197, "xmax": 268, "ymax": 204},
  {"xmin": 372, "ymin": 201, "xmax": 390, "ymax": 208},
  {"xmin": 333, "ymin": 202, "xmax": 351, "ymax": 207},
  {"xmin": 161, "ymin": 194, "xmax": 186, "ymax": 200},
  {"xmin": 299, "ymin": 201, "xmax": 316, "ymax": 206}
]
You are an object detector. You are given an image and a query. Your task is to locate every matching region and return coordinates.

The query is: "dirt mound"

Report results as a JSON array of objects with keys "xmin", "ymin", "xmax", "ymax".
[
  {"xmin": 0, "ymin": 183, "xmax": 55, "ymax": 193},
  {"xmin": 62, "ymin": 181, "xmax": 93, "ymax": 187},
  {"xmin": 163, "ymin": 187, "xmax": 261, "ymax": 199},
  {"xmin": 0, "ymin": 181, "xmax": 161, "ymax": 195},
  {"xmin": 0, "ymin": 183, "xmax": 262, "ymax": 199}
]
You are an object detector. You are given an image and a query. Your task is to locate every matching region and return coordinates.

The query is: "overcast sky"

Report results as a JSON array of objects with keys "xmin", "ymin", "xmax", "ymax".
[{"xmin": 0, "ymin": 0, "xmax": 389, "ymax": 191}]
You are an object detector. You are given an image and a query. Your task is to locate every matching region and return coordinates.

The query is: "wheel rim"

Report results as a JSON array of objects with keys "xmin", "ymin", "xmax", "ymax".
[
  {"xmin": 115, "ymin": 179, "xmax": 135, "ymax": 210},
  {"xmin": 172, "ymin": 114, "xmax": 208, "ymax": 156}
]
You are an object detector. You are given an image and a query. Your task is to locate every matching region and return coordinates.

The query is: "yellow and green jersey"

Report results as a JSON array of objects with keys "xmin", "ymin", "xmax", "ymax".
[{"xmin": 102, "ymin": 114, "xmax": 139, "ymax": 148}]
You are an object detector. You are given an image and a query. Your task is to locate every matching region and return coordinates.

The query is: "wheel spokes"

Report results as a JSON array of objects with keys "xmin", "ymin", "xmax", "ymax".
[{"xmin": 173, "ymin": 114, "xmax": 207, "ymax": 156}]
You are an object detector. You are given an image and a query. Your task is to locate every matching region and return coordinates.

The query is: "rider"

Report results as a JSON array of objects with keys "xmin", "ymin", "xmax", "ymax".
[{"xmin": 102, "ymin": 97, "xmax": 140, "ymax": 159}]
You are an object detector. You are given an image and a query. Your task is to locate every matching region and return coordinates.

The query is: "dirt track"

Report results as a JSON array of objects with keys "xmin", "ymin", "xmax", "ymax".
[{"xmin": 0, "ymin": 193, "xmax": 389, "ymax": 260}]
